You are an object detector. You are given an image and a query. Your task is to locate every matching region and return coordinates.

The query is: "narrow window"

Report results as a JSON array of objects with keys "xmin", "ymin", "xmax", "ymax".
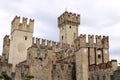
[
  {"xmin": 68, "ymin": 14, "xmax": 70, "ymax": 17},
  {"xmin": 98, "ymin": 55, "xmax": 101, "ymax": 59},
  {"xmin": 62, "ymin": 36, "xmax": 63, "ymax": 40},
  {"xmin": 24, "ymin": 36, "xmax": 27, "ymax": 40},
  {"xmin": 68, "ymin": 65, "xmax": 71, "ymax": 68}
]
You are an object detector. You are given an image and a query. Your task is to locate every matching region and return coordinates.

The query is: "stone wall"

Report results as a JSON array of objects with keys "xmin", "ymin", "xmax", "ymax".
[{"xmin": 89, "ymin": 60, "xmax": 117, "ymax": 80}]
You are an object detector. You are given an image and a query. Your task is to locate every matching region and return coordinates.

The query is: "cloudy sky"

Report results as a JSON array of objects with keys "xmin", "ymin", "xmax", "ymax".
[{"xmin": 0, "ymin": 0, "xmax": 120, "ymax": 63}]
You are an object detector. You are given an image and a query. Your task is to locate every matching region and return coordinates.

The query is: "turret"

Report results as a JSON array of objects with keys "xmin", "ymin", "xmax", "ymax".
[
  {"xmin": 11, "ymin": 16, "xmax": 34, "ymax": 34},
  {"xmin": 58, "ymin": 11, "xmax": 80, "ymax": 27},
  {"xmin": 58, "ymin": 11, "xmax": 80, "ymax": 46},
  {"xmin": 9, "ymin": 16, "xmax": 34, "ymax": 72}
]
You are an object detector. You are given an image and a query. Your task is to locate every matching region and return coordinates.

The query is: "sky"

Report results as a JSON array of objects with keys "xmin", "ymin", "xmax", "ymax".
[{"xmin": 0, "ymin": 0, "xmax": 120, "ymax": 63}]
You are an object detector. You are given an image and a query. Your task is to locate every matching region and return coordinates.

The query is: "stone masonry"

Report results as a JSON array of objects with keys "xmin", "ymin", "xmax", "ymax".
[{"xmin": 0, "ymin": 11, "xmax": 119, "ymax": 80}]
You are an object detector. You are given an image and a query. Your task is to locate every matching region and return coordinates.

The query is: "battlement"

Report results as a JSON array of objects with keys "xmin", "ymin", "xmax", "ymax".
[
  {"xmin": 11, "ymin": 16, "xmax": 34, "ymax": 34},
  {"xmin": 32, "ymin": 37, "xmax": 72, "ymax": 50},
  {"xmin": 74, "ymin": 34, "xmax": 109, "ymax": 48},
  {"xmin": 89, "ymin": 60, "xmax": 117, "ymax": 71},
  {"xmin": 58, "ymin": 11, "xmax": 80, "ymax": 27},
  {"xmin": 32, "ymin": 37, "xmax": 59, "ymax": 49}
]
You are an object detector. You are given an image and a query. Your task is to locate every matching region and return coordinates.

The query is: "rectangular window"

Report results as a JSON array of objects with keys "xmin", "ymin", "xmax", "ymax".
[
  {"xmin": 24, "ymin": 36, "xmax": 27, "ymax": 40},
  {"xmin": 62, "ymin": 36, "xmax": 63, "ymax": 40}
]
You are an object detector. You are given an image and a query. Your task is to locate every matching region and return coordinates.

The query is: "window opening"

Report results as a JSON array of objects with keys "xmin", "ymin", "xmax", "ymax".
[
  {"xmin": 24, "ymin": 36, "xmax": 27, "ymax": 40},
  {"xmin": 62, "ymin": 36, "xmax": 64, "ymax": 40}
]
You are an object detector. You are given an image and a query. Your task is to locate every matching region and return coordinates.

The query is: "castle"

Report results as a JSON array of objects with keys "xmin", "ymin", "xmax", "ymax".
[{"xmin": 0, "ymin": 11, "xmax": 120, "ymax": 80}]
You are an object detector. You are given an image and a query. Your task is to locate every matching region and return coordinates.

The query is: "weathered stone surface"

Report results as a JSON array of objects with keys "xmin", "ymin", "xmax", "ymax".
[{"xmin": 0, "ymin": 11, "xmax": 119, "ymax": 80}]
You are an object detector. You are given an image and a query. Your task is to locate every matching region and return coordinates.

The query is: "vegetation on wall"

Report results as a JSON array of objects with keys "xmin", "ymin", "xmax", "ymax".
[
  {"xmin": 24, "ymin": 75, "xmax": 34, "ymax": 80},
  {"xmin": 0, "ymin": 72, "xmax": 12, "ymax": 80}
]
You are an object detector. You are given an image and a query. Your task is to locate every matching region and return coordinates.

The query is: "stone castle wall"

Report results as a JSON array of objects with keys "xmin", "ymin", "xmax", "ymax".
[
  {"xmin": 0, "ymin": 11, "xmax": 119, "ymax": 80},
  {"xmin": 89, "ymin": 60, "xmax": 117, "ymax": 80}
]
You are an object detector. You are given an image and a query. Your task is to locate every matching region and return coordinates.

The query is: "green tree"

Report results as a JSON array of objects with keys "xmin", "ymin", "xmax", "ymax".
[{"xmin": 1, "ymin": 72, "xmax": 12, "ymax": 80}]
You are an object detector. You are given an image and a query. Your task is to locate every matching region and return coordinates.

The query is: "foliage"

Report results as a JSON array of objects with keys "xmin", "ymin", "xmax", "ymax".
[
  {"xmin": 0, "ymin": 75, "xmax": 4, "ymax": 79},
  {"xmin": 24, "ymin": 75, "xmax": 34, "ymax": 80},
  {"xmin": 0, "ymin": 72, "xmax": 12, "ymax": 80}
]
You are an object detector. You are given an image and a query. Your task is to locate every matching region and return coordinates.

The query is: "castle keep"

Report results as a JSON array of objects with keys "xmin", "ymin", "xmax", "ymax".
[{"xmin": 0, "ymin": 11, "xmax": 120, "ymax": 80}]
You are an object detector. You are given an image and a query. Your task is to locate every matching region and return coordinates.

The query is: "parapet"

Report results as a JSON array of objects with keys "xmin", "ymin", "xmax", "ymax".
[
  {"xmin": 32, "ymin": 37, "xmax": 72, "ymax": 50},
  {"xmin": 11, "ymin": 16, "xmax": 34, "ymax": 33},
  {"xmin": 32, "ymin": 37, "xmax": 60, "ymax": 50},
  {"xmin": 58, "ymin": 11, "xmax": 80, "ymax": 27},
  {"xmin": 89, "ymin": 60, "xmax": 117, "ymax": 71},
  {"xmin": 74, "ymin": 34, "xmax": 109, "ymax": 48}
]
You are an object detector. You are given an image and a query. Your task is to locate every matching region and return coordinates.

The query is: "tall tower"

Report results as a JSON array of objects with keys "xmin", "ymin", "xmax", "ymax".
[
  {"xmin": 8, "ymin": 16, "xmax": 34, "ymax": 72},
  {"xmin": 58, "ymin": 11, "xmax": 80, "ymax": 45}
]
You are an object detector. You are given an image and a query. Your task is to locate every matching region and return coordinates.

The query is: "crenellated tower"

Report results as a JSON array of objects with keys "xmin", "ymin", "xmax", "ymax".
[
  {"xmin": 58, "ymin": 11, "xmax": 80, "ymax": 45},
  {"xmin": 74, "ymin": 34, "xmax": 109, "ymax": 65},
  {"xmin": 74, "ymin": 34, "xmax": 109, "ymax": 80},
  {"xmin": 11, "ymin": 16, "xmax": 34, "ymax": 33},
  {"xmin": 8, "ymin": 16, "xmax": 34, "ymax": 72}
]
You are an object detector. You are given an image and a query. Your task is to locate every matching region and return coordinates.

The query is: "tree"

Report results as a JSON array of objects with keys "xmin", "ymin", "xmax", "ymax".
[{"xmin": 1, "ymin": 72, "xmax": 12, "ymax": 80}]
